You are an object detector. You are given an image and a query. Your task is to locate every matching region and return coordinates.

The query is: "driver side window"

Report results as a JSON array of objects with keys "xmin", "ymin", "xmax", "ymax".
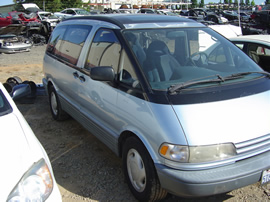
[
  {"xmin": 119, "ymin": 50, "xmax": 141, "ymax": 89},
  {"xmin": 85, "ymin": 29, "xmax": 121, "ymax": 73}
]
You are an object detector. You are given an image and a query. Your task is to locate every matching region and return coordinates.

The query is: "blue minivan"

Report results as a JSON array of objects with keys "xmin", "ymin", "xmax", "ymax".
[{"xmin": 43, "ymin": 14, "xmax": 270, "ymax": 201}]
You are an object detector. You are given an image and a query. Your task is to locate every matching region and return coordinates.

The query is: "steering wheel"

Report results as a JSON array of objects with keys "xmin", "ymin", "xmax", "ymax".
[{"xmin": 190, "ymin": 52, "xmax": 209, "ymax": 67}]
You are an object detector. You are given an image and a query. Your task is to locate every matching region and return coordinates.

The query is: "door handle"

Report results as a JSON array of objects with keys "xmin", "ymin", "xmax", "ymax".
[
  {"xmin": 73, "ymin": 72, "xmax": 79, "ymax": 78},
  {"xmin": 79, "ymin": 76, "xmax": 85, "ymax": 82}
]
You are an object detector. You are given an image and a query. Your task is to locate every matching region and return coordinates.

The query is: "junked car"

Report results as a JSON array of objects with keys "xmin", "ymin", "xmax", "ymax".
[
  {"xmin": 0, "ymin": 25, "xmax": 32, "ymax": 53},
  {"xmin": 43, "ymin": 14, "xmax": 270, "ymax": 201},
  {"xmin": 54, "ymin": 8, "xmax": 90, "ymax": 19},
  {"xmin": 0, "ymin": 82, "xmax": 62, "ymax": 201}
]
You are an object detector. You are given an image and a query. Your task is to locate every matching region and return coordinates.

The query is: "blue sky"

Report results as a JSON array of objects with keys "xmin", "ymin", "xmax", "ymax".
[
  {"xmin": 0, "ymin": 0, "xmax": 266, "ymax": 7},
  {"xmin": 0, "ymin": 0, "xmax": 13, "ymax": 6}
]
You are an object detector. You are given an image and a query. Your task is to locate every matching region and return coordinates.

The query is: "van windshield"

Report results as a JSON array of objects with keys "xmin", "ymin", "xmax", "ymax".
[{"xmin": 123, "ymin": 27, "xmax": 262, "ymax": 91}]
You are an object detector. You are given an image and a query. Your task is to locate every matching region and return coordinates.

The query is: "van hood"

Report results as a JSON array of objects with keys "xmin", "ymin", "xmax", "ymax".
[
  {"xmin": 172, "ymin": 90, "xmax": 270, "ymax": 146},
  {"xmin": 0, "ymin": 113, "xmax": 35, "ymax": 201}
]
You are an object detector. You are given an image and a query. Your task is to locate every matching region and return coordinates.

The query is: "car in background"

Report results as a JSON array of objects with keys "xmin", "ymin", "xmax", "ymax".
[
  {"xmin": 239, "ymin": 12, "xmax": 251, "ymax": 21},
  {"xmin": 0, "ymin": 34, "xmax": 32, "ymax": 53},
  {"xmin": 222, "ymin": 10, "xmax": 239, "ymax": 21},
  {"xmin": 136, "ymin": 8, "xmax": 160, "ymax": 14},
  {"xmin": 0, "ymin": 12, "xmax": 23, "ymax": 27},
  {"xmin": 54, "ymin": 8, "xmax": 90, "ymax": 19},
  {"xmin": 230, "ymin": 35, "xmax": 270, "ymax": 72},
  {"xmin": 158, "ymin": 9, "xmax": 178, "ymax": 16},
  {"xmin": 0, "ymin": 82, "xmax": 62, "ymax": 201},
  {"xmin": 36, "ymin": 11, "xmax": 60, "ymax": 37}
]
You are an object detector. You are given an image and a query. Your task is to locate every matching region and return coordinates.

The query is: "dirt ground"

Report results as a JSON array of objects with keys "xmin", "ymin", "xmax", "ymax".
[{"xmin": 0, "ymin": 45, "xmax": 270, "ymax": 202}]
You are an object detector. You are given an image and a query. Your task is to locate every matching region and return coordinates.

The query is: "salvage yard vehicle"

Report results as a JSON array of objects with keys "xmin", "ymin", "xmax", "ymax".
[
  {"xmin": 0, "ymin": 82, "xmax": 62, "ymax": 201},
  {"xmin": 0, "ymin": 34, "xmax": 32, "ymax": 53},
  {"xmin": 0, "ymin": 12, "xmax": 23, "ymax": 27},
  {"xmin": 0, "ymin": 25, "xmax": 32, "ymax": 53},
  {"xmin": 54, "ymin": 8, "xmax": 90, "ymax": 19},
  {"xmin": 230, "ymin": 35, "xmax": 270, "ymax": 72},
  {"xmin": 43, "ymin": 14, "xmax": 270, "ymax": 201}
]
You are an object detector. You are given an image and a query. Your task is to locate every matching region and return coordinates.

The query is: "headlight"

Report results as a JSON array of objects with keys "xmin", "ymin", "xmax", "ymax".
[
  {"xmin": 3, "ymin": 42, "xmax": 13, "ymax": 46},
  {"xmin": 7, "ymin": 158, "xmax": 53, "ymax": 202},
  {"xmin": 159, "ymin": 143, "xmax": 236, "ymax": 163}
]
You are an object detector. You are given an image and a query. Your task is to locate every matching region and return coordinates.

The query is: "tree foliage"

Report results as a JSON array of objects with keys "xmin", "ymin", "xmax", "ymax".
[
  {"xmin": 191, "ymin": 0, "xmax": 198, "ymax": 8},
  {"xmin": 199, "ymin": 0, "xmax": 205, "ymax": 8}
]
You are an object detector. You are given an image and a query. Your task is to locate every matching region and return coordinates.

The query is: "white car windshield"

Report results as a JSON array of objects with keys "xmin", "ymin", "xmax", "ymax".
[{"xmin": 123, "ymin": 27, "xmax": 262, "ymax": 90}]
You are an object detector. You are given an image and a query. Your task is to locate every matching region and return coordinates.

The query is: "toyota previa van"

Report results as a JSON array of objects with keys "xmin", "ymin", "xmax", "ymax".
[{"xmin": 43, "ymin": 14, "xmax": 270, "ymax": 201}]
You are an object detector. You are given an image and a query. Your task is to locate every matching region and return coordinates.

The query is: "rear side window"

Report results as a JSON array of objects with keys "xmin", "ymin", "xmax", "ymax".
[
  {"xmin": 46, "ymin": 25, "xmax": 67, "ymax": 55},
  {"xmin": 47, "ymin": 25, "xmax": 92, "ymax": 65}
]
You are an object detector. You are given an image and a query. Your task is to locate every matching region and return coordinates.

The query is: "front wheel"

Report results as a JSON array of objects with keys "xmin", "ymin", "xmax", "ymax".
[
  {"xmin": 122, "ymin": 136, "xmax": 167, "ymax": 201},
  {"xmin": 48, "ymin": 85, "xmax": 69, "ymax": 121}
]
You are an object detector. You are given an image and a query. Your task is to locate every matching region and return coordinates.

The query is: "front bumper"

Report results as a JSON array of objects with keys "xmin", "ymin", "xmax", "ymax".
[
  {"xmin": 0, "ymin": 43, "xmax": 32, "ymax": 53},
  {"xmin": 156, "ymin": 150, "xmax": 270, "ymax": 197}
]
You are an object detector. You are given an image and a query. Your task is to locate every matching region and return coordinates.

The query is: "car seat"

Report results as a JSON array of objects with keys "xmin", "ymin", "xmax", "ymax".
[
  {"xmin": 143, "ymin": 40, "xmax": 181, "ymax": 82},
  {"xmin": 248, "ymin": 44, "xmax": 260, "ymax": 64},
  {"xmin": 124, "ymin": 32, "xmax": 146, "ymax": 66}
]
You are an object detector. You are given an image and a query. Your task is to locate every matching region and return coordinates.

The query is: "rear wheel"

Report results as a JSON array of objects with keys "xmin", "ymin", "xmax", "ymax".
[
  {"xmin": 48, "ymin": 85, "xmax": 69, "ymax": 121},
  {"xmin": 122, "ymin": 136, "xmax": 167, "ymax": 201}
]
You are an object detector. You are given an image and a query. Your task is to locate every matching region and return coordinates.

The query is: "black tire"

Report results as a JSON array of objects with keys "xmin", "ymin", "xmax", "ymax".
[
  {"xmin": 6, "ymin": 76, "xmax": 22, "ymax": 84},
  {"xmin": 48, "ymin": 85, "xmax": 69, "ymax": 121},
  {"xmin": 122, "ymin": 136, "xmax": 167, "ymax": 201}
]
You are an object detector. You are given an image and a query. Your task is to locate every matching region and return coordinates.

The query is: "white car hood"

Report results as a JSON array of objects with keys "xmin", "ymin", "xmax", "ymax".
[
  {"xmin": 0, "ymin": 113, "xmax": 35, "ymax": 201},
  {"xmin": 173, "ymin": 90, "xmax": 270, "ymax": 146}
]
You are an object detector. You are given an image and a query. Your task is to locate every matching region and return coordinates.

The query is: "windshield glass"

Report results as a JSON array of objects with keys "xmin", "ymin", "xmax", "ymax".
[
  {"xmin": 0, "ymin": 90, "xmax": 12, "ymax": 116},
  {"xmin": 123, "ymin": 27, "xmax": 262, "ymax": 90},
  {"xmin": 76, "ymin": 9, "xmax": 90, "ymax": 15}
]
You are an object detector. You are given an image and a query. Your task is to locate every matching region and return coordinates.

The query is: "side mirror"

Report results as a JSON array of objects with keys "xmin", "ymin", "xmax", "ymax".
[
  {"xmin": 90, "ymin": 66, "xmax": 115, "ymax": 82},
  {"xmin": 9, "ymin": 84, "xmax": 31, "ymax": 101}
]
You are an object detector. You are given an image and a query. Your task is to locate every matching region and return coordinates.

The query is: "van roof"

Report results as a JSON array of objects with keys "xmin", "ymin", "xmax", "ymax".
[{"xmin": 63, "ymin": 14, "xmax": 205, "ymax": 29}]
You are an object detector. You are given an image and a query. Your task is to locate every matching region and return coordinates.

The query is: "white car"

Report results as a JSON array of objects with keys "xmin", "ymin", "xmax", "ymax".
[
  {"xmin": 37, "ymin": 11, "xmax": 60, "ymax": 29},
  {"xmin": 54, "ymin": 8, "xmax": 90, "ymax": 19},
  {"xmin": 230, "ymin": 35, "xmax": 270, "ymax": 72},
  {"xmin": 0, "ymin": 82, "xmax": 62, "ymax": 202}
]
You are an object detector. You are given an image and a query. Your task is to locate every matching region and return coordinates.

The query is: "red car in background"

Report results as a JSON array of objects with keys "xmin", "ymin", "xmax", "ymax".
[{"xmin": 0, "ymin": 11, "xmax": 40, "ymax": 27}]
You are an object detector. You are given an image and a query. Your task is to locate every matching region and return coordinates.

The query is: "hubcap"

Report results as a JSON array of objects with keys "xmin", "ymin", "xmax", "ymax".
[
  {"xmin": 50, "ymin": 91, "xmax": 58, "ymax": 115},
  {"xmin": 127, "ymin": 148, "xmax": 146, "ymax": 192}
]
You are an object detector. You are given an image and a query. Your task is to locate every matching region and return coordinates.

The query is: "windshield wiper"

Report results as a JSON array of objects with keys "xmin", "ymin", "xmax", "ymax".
[
  {"xmin": 223, "ymin": 71, "xmax": 270, "ymax": 80},
  {"xmin": 168, "ymin": 74, "xmax": 225, "ymax": 94},
  {"xmin": 168, "ymin": 71, "xmax": 270, "ymax": 94}
]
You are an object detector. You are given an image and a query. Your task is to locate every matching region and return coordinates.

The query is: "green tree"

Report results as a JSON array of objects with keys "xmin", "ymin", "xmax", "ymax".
[
  {"xmin": 234, "ymin": 0, "xmax": 238, "ymax": 5},
  {"xmin": 266, "ymin": 0, "xmax": 270, "ymax": 4},
  {"xmin": 240, "ymin": 0, "xmax": 244, "ymax": 6},
  {"xmin": 191, "ymin": 0, "xmax": 198, "ymax": 8},
  {"xmin": 224, "ymin": 0, "xmax": 229, "ymax": 4},
  {"xmin": 245, "ymin": 0, "xmax": 250, "ymax": 5},
  {"xmin": 251, "ymin": 0, "xmax": 255, "ymax": 5},
  {"xmin": 199, "ymin": 0, "xmax": 205, "ymax": 8}
]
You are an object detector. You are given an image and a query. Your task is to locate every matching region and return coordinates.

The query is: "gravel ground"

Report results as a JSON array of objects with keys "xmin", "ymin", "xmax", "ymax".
[{"xmin": 0, "ymin": 46, "xmax": 270, "ymax": 202}]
